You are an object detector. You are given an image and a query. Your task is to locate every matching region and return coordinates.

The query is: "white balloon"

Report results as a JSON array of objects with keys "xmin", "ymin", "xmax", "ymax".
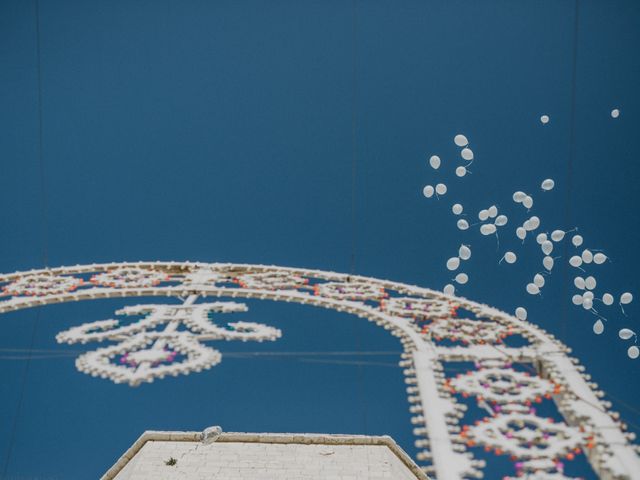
[
  {"xmin": 444, "ymin": 284, "xmax": 455, "ymax": 295},
  {"xmin": 593, "ymin": 253, "xmax": 607, "ymax": 264},
  {"xmin": 454, "ymin": 134, "xmax": 469, "ymax": 147},
  {"xmin": 495, "ymin": 215, "xmax": 508, "ymax": 226},
  {"xmin": 593, "ymin": 319, "xmax": 604, "ymax": 335},
  {"xmin": 435, "ymin": 183, "xmax": 447, "ymax": 195},
  {"xmin": 478, "ymin": 209, "xmax": 489, "ymax": 221},
  {"xmin": 619, "ymin": 328, "xmax": 635, "ymax": 340},
  {"xmin": 455, "ymin": 273, "xmax": 468, "ymax": 284},
  {"xmin": 458, "ymin": 245, "xmax": 471, "ymax": 260},
  {"xmin": 628, "ymin": 346, "xmax": 639, "ymax": 359},
  {"xmin": 488, "ymin": 205, "xmax": 498, "ymax": 218},
  {"xmin": 515, "ymin": 307, "xmax": 527, "ymax": 320},
  {"xmin": 457, "ymin": 219, "xmax": 469, "ymax": 230},
  {"xmin": 611, "ymin": 108, "xmax": 620, "ymax": 119},
  {"xmin": 541, "ymin": 240, "xmax": 553, "ymax": 255},
  {"xmin": 429, "ymin": 155, "xmax": 441, "ymax": 169},
  {"xmin": 516, "ymin": 227, "xmax": 527, "ymax": 240},
  {"xmin": 621, "ymin": 292, "xmax": 633, "ymax": 305},
  {"xmin": 583, "ymin": 291, "xmax": 594, "ymax": 300},
  {"xmin": 455, "ymin": 166, "xmax": 467, "ymax": 177},
  {"xmin": 523, "ymin": 196, "xmax": 533, "ymax": 209},
  {"xmin": 536, "ymin": 233, "xmax": 548, "ymax": 245},
  {"xmin": 572, "ymin": 294, "xmax": 583, "ymax": 305},
  {"xmin": 528, "ymin": 216, "xmax": 540, "ymax": 230},
  {"xmin": 480, "ymin": 224, "xmax": 496, "ymax": 236},
  {"xmin": 574, "ymin": 276, "xmax": 586, "ymax": 290},
  {"xmin": 541, "ymin": 179, "xmax": 555, "ymax": 191},
  {"xmin": 602, "ymin": 293, "xmax": 614, "ymax": 306},
  {"xmin": 513, "ymin": 191, "xmax": 526, "ymax": 203},
  {"xmin": 526, "ymin": 283, "xmax": 540, "ymax": 295},
  {"xmin": 543, "ymin": 256, "xmax": 554, "ymax": 271},
  {"xmin": 551, "ymin": 230, "xmax": 565, "ymax": 242},
  {"xmin": 423, "ymin": 185, "xmax": 434, "ymax": 198},
  {"xmin": 461, "ymin": 147, "xmax": 474, "ymax": 161},
  {"xmin": 534, "ymin": 273, "xmax": 545, "ymax": 288},
  {"xmin": 569, "ymin": 256, "xmax": 583, "ymax": 268},
  {"xmin": 540, "ymin": 115, "xmax": 550, "ymax": 124},
  {"xmin": 583, "ymin": 297, "xmax": 593, "ymax": 310},
  {"xmin": 582, "ymin": 249, "xmax": 593, "ymax": 264},
  {"xmin": 572, "ymin": 235, "xmax": 583, "ymax": 247},
  {"xmin": 585, "ymin": 276, "xmax": 597, "ymax": 290},
  {"xmin": 452, "ymin": 203, "xmax": 463, "ymax": 215},
  {"xmin": 504, "ymin": 251, "xmax": 517, "ymax": 264},
  {"xmin": 446, "ymin": 257, "xmax": 460, "ymax": 271}
]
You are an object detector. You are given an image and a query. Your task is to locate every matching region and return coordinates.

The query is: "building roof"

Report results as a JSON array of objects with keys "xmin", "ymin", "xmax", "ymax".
[{"xmin": 102, "ymin": 428, "xmax": 429, "ymax": 480}]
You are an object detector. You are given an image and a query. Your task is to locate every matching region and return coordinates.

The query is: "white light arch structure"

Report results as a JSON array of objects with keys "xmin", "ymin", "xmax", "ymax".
[{"xmin": 1, "ymin": 261, "xmax": 638, "ymax": 480}]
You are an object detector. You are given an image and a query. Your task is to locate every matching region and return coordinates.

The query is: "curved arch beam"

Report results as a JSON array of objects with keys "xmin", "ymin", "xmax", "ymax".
[{"xmin": 0, "ymin": 262, "xmax": 637, "ymax": 479}]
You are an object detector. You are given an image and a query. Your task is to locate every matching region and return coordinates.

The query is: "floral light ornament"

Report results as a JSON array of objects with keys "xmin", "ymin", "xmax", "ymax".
[
  {"xmin": 381, "ymin": 297, "xmax": 456, "ymax": 320},
  {"xmin": 236, "ymin": 271, "xmax": 308, "ymax": 290},
  {"xmin": 181, "ymin": 268, "xmax": 227, "ymax": 286},
  {"xmin": 424, "ymin": 318, "xmax": 517, "ymax": 345},
  {"xmin": 314, "ymin": 281, "xmax": 387, "ymax": 301},
  {"xmin": 90, "ymin": 267, "xmax": 170, "ymax": 288},
  {"xmin": 56, "ymin": 301, "xmax": 281, "ymax": 386},
  {"xmin": 506, "ymin": 457, "xmax": 579, "ymax": 480},
  {"xmin": 448, "ymin": 368, "xmax": 556, "ymax": 405},
  {"xmin": 464, "ymin": 413, "xmax": 584, "ymax": 460},
  {"xmin": 1, "ymin": 273, "xmax": 83, "ymax": 297}
]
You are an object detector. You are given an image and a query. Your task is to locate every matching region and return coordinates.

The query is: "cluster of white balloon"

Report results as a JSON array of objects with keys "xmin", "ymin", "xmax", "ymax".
[
  {"xmin": 423, "ymin": 132, "xmax": 637, "ymax": 359},
  {"xmin": 568, "ymin": 239, "xmax": 637, "ymax": 358},
  {"xmin": 444, "ymin": 244, "xmax": 471, "ymax": 295},
  {"xmin": 423, "ymin": 134, "xmax": 473, "ymax": 201}
]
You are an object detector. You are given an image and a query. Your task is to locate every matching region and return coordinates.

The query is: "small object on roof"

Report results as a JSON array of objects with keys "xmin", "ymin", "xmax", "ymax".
[{"xmin": 202, "ymin": 425, "xmax": 223, "ymax": 444}]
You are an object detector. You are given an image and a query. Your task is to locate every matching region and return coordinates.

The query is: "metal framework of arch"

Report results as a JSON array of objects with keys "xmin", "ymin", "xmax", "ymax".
[{"xmin": 1, "ymin": 261, "xmax": 638, "ymax": 480}]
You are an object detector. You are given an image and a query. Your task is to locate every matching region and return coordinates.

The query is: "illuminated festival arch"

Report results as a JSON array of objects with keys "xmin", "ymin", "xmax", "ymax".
[{"xmin": 1, "ymin": 261, "xmax": 638, "ymax": 480}]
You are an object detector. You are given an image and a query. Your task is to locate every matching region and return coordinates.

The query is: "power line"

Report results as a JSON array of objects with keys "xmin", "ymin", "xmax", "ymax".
[
  {"xmin": 0, "ymin": 347, "xmax": 85, "ymax": 353},
  {"xmin": 349, "ymin": 0, "xmax": 358, "ymax": 276},
  {"xmin": 35, "ymin": 0, "xmax": 48, "ymax": 269},
  {"xmin": 298, "ymin": 358, "xmax": 399, "ymax": 368},
  {"xmin": 1, "ymin": 309, "xmax": 41, "ymax": 479},
  {"xmin": 561, "ymin": 0, "xmax": 580, "ymax": 342},
  {"xmin": 0, "ymin": 353, "xmax": 77, "ymax": 360},
  {"xmin": 226, "ymin": 350, "xmax": 401, "ymax": 357},
  {"xmin": 0, "ymin": 349, "xmax": 405, "ymax": 361},
  {"xmin": 347, "ymin": 0, "xmax": 367, "ymax": 435},
  {"xmin": 2, "ymin": 2, "xmax": 48, "ymax": 477}
]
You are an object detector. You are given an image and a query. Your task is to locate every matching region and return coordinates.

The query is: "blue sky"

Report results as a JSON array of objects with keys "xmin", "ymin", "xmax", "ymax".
[{"xmin": 1, "ymin": 0, "xmax": 639, "ymax": 478}]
